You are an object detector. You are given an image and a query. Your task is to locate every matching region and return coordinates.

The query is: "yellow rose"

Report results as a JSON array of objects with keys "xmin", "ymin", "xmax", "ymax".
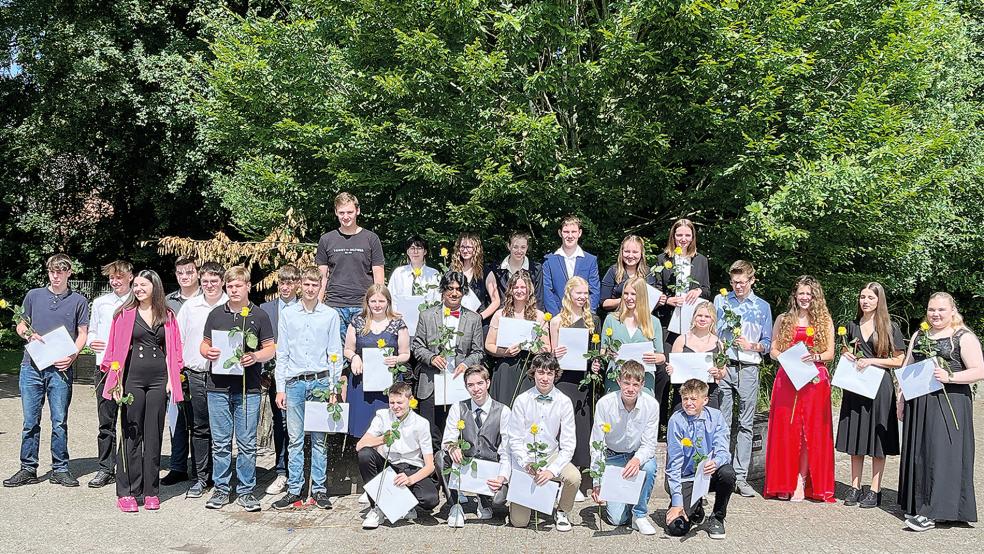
[
  {"xmin": 180, "ymin": 373, "xmax": 187, "ymax": 382},
  {"xmin": 543, "ymin": 312, "xmax": 553, "ymax": 322},
  {"xmin": 601, "ymin": 423, "xmax": 612, "ymax": 434},
  {"xmin": 837, "ymin": 326, "xmax": 847, "ymax": 336},
  {"xmin": 409, "ymin": 397, "xmax": 419, "ymax": 410},
  {"xmin": 0, "ymin": 299, "xmax": 8, "ymax": 309},
  {"xmin": 605, "ymin": 327, "xmax": 613, "ymax": 337},
  {"xmin": 530, "ymin": 424, "xmax": 539, "ymax": 435},
  {"xmin": 674, "ymin": 246, "xmax": 683, "ymax": 255},
  {"xmin": 457, "ymin": 419, "xmax": 466, "ymax": 430},
  {"xmin": 920, "ymin": 321, "xmax": 930, "ymax": 331},
  {"xmin": 240, "ymin": 306, "xmax": 250, "ymax": 317},
  {"xmin": 377, "ymin": 338, "xmax": 386, "ymax": 348},
  {"xmin": 444, "ymin": 307, "xmax": 451, "ymax": 317},
  {"xmin": 329, "ymin": 353, "xmax": 339, "ymax": 363},
  {"xmin": 110, "ymin": 361, "xmax": 120, "ymax": 372},
  {"xmin": 663, "ymin": 261, "xmax": 673, "ymax": 270},
  {"xmin": 412, "ymin": 267, "xmax": 422, "ymax": 277},
  {"xmin": 440, "ymin": 247, "xmax": 449, "ymax": 258},
  {"xmin": 591, "ymin": 333, "xmax": 601, "ymax": 344},
  {"xmin": 680, "ymin": 437, "xmax": 693, "ymax": 447},
  {"xmin": 805, "ymin": 326, "xmax": 815, "ymax": 337},
  {"xmin": 720, "ymin": 288, "xmax": 728, "ymax": 297},
  {"xmin": 733, "ymin": 327, "xmax": 742, "ymax": 337}
]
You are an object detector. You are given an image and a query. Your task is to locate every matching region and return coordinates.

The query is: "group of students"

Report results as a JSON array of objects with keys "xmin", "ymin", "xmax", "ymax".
[{"xmin": 4, "ymin": 192, "xmax": 982, "ymax": 537}]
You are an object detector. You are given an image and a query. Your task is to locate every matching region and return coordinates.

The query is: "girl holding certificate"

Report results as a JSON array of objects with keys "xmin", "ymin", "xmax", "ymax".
[
  {"xmin": 486, "ymin": 270, "xmax": 545, "ymax": 405},
  {"xmin": 599, "ymin": 235, "xmax": 656, "ymax": 319},
  {"xmin": 665, "ymin": 301, "xmax": 726, "ymax": 409},
  {"xmin": 345, "ymin": 285, "xmax": 411, "ymax": 437},
  {"xmin": 653, "ymin": 219, "xmax": 712, "ymax": 339},
  {"xmin": 601, "ymin": 277, "xmax": 665, "ymax": 397},
  {"xmin": 898, "ymin": 293, "xmax": 983, "ymax": 532},
  {"xmin": 450, "ymin": 233, "xmax": 500, "ymax": 322},
  {"xmin": 835, "ymin": 283, "xmax": 904, "ymax": 508},
  {"xmin": 764, "ymin": 276, "xmax": 835, "ymax": 503}
]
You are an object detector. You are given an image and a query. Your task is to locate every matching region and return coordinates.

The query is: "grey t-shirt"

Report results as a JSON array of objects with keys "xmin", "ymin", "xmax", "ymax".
[
  {"xmin": 315, "ymin": 228, "xmax": 384, "ymax": 307},
  {"xmin": 20, "ymin": 287, "xmax": 91, "ymax": 367}
]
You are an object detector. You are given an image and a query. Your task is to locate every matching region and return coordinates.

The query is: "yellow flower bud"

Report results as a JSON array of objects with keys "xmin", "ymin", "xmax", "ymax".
[
  {"xmin": 674, "ymin": 246, "xmax": 683, "ymax": 255},
  {"xmin": 409, "ymin": 397, "xmax": 419, "ymax": 410},
  {"xmin": 680, "ymin": 437, "xmax": 693, "ymax": 447},
  {"xmin": 837, "ymin": 326, "xmax": 847, "ymax": 336},
  {"xmin": 110, "ymin": 361, "xmax": 120, "ymax": 371},
  {"xmin": 240, "ymin": 307, "xmax": 250, "ymax": 317},
  {"xmin": 0, "ymin": 299, "xmax": 8, "ymax": 309},
  {"xmin": 444, "ymin": 307, "xmax": 451, "ymax": 317},
  {"xmin": 440, "ymin": 247, "xmax": 449, "ymax": 258},
  {"xmin": 733, "ymin": 327, "xmax": 742, "ymax": 337},
  {"xmin": 530, "ymin": 424, "xmax": 539, "ymax": 435},
  {"xmin": 543, "ymin": 312, "xmax": 553, "ymax": 322},
  {"xmin": 591, "ymin": 333, "xmax": 601, "ymax": 344},
  {"xmin": 605, "ymin": 327, "xmax": 613, "ymax": 337},
  {"xmin": 457, "ymin": 419, "xmax": 466, "ymax": 430},
  {"xmin": 377, "ymin": 338, "xmax": 386, "ymax": 348},
  {"xmin": 330, "ymin": 353, "xmax": 339, "ymax": 363},
  {"xmin": 663, "ymin": 261, "xmax": 673, "ymax": 270},
  {"xmin": 601, "ymin": 423, "xmax": 611, "ymax": 434},
  {"xmin": 720, "ymin": 288, "xmax": 728, "ymax": 297},
  {"xmin": 920, "ymin": 321, "xmax": 930, "ymax": 331},
  {"xmin": 805, "ymin": 326, "xmax": 815, "ymax": 337}
]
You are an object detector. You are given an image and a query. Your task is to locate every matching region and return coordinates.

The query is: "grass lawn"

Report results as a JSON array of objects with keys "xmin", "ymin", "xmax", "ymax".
[{"xmin": 1, "ymin": 349, "xmax": 21, "ymax": 375}]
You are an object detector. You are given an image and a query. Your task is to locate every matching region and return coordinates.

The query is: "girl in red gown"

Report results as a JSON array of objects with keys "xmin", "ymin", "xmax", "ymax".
[{"xmin": 764, "ymin": 275, "xmax": 836, "ymax": 502}]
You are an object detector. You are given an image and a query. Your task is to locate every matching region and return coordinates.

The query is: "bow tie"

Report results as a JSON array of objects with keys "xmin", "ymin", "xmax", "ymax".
[
  {"xmin": 536, "ymin": 393, "xmax": 553, "ymax": 403},
  {"xmin": 447, "ymin": 310, "xmax": 461, "ymax": 317}
]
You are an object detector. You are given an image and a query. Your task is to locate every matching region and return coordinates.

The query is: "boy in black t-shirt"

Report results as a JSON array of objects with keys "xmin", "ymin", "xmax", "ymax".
[{"xmin": 200, "ymin": 266, "xmax": 276, "ymax": 511}]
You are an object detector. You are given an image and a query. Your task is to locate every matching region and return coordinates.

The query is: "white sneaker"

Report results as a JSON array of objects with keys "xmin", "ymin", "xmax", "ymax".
[
  {"xmin": 475, "ymin": 496, "xmax": 493, "ymax": 520},
  {"xmin": 265, "ymin": 474, "xmax": 288, "ymax": 495},
  {"xmin": 554, "ymin": 510, "xmax": 572, "ymax": 532},
  {"xmin": 574, "ymin": 490, "xmax": 586, "ymax": 502},
  {"xmin": 404, "ymin": 508, "xmax": 418, "ymax": 521},
  {"xmin": 363, "ymin": 507, "xmax": 383, "ymax": 529},
  {"xmin": 358, "ymin": 491, "xmax": 370, "ymax": 504},
  {"xmin": 448, "ymin": 504, "xmax": 465, "ymax": 528},
  {"xmin": 632, "ymin": 516, "xmax": 657, "ymax": 535}
]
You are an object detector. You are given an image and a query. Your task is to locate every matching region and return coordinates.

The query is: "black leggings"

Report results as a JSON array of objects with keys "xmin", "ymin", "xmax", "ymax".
[{"xmin": 116, "ymin": 383, "xmax": 167, "ymax": 498}]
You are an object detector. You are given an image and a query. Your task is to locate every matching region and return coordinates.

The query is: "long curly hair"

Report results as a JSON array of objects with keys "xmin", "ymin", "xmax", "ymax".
[
  {"xmin": 450, "ymin": 232, "xmax": 485, "ymax": 280},
  {"xmin": 558, "ymin": 276, "xmax": 596, "ymax": 335},
  {"xmin": 502, "ymin": 270, "xmax": 538, "ymax": 321},
  {"xmin": 775, "ymin": 275, "xmax": 832, "ymax": 352}
]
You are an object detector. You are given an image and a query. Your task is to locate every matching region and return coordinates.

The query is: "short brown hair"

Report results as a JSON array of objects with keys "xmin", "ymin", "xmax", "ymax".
[
  {"xmin": 618, "ymin": 360, "xmax": 645, "ymax": 384},
  {"xmin": 101, "ymin": 260, "xmax": 133, "ymax": 277},
  {"xmin": 560, "ymin": 215, "xmax": 582, "ymax": 229},
  {"xmin": 46, "ymin": 253, "xmax": 73, "ymax": 272},
  {"xmin": 388, "ymin": 381, "xmax": 413, "ymax": 398},
  {"xmin": 464, "ymin": 365, "xmax": 490, "ymax": 382},
  {"xmin": 277, "ymin": 264, "xmax": 301, "ymax": 282},
  {"xmin": 300, "ymin": 266, "xmax": 321, "ymax": 282},
  {"xmin": 526, "ymin": 352, "xmax": 562, "ymax": 381},
  {"xmin": 223, "ymin": 266, "xmax": 250, "ymax": 284},
  {"xmin": 334, "ymin": 192, "xmax": 359, "ymax": 209},
  {"xmin": 729, "ymin": 260, "xmax": 755, "ymax": 280},
  {"xmin": 680, "ymin": 378, "xmax": 709, "ymax": 399},
  {"xmin": 174, "ymin": 257, "xmax": 197, "ymax": 269}
]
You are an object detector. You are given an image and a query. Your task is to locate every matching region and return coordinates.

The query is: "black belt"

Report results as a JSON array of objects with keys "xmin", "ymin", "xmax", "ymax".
[
  {"xmin": 604, "ymin": 448, "xmax": 632, "ymax": 458},
  {"xmin": 287, "ymin": 370, "xmax": 331, "ymax": 383}
]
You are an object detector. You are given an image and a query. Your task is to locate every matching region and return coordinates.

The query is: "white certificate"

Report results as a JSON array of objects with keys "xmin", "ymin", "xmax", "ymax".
[
  {"xmin": 616, "ymin": 342, "xmax": 657, "ymax": 372},
  {"xmin": 831, "ymin": 357, "xmax": 885, "ymax": 400},
  {"xmin": 646, "ymin": 284, "xmax": 663, "ymax": 314},
  {"xmin": 668, "ymin": 301, "xmax": 698, "ymax": 334},
  {"xmin": 895, "ymin": 359, "xmax": 942, "ymax": 400},
  {"xmin": 557, "ymin": 327, "xmax": 589, "ymax": 371},
  {"xmin": 25, "ymin": 326, "xmax": 78, "ymax": 370},
  {"xmin": 210, "ymin": 329, "xmax": 243, "ymax": 375},
  {"xmin": 362, "ymin": 348, "xmax": 393, "ymax": 392},
  {"xmin": 166, "ymin": 398, "xmax": 179, "ymax": 437},
  {"xmin": 303, "ymin": 401, "xmax": 349, "ymax": 434},
  {"xmin": 448, "ymin": 458, "xmax": 500, "ymax": 497},
  {"xmin": 393, "ymin": 296, "xmax": 424, "ymax": 336},
  {"xmin": 777, "ymin": 342, "xmax": 819, "ymax": 390},
  {"xmin": 365, "ymin": 467, "xmax": 419, "ymax": 524},
  {"xmin": 506, "ymin": 466, "xmax": 560, "ymax": 515},
  {"xmin": 495, "ymin": 317, "xmax": 536, "ymax": 348},
  {"xmin": 668, "ymin": 352, "xmax": 715, "ymax": 384},
  {"xmin": 690, "ymin": 459, "xmax": 711, "ymax": 508},
  {"xmin": 733, "ymin": 322, "xmax": 763, "ymax": 364},
  {"xmin": 598, "ymin": 465, "xmax": 644, "ymax": 505},
  {"xmin": 433, "ymin": 371, "xmax": 470, "ymax": 405}
]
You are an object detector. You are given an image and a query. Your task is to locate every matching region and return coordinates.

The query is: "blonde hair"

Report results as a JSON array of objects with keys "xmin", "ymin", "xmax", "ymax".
[
  {"xmin": 334, "ymin": 192, "xmax": 359, "ymax": 208},
  {"xmin": 46, "ymin": 253, "xmax": 73, "ymax": 272},
  {"xmin": 502, "ymin": 270, "xmax": 538, "ymax": 321},
  {"xmin": 664, "ymin": 219, "xmax": 698, "ymax": 257},
  {"xmin": 614, "ymin": 235, "xmax": 650, "ymax": 284},
  {"xmin": 558, "ymin": 276, "xmax": 596, "ymax": 335},
  {"xmin": 560, "ymin": 215, "xmax": 582, "ymax": 229},
  {"xmin": 616, "ymin": 276, "xmax": 655, "ymax": 340},
  {"xmin": 223, "ymin": 266, "xmax": 250, "ymax": 284},
  {"xmin": 299, "ymin": 266, "xmax": 321, "ymax": 282},
  {"xmin": 729, "ymin": 260, "xmax": 755, "ymax": 280},
  {"xmin": 450, "ymin": 232, "xmax": 485, "ymax": 280},
  {"xmin": 689, "ymin": 300, "xmax": 718, "ymax": 333},
  {"xmin": 276, "ymin": 264, "xmax": 301, "ymax": 282},
  {"xmin": 359, "ymin": 284, "xmax": 400, "ymax": 336},
  {"xmin": 775, "ymin": 275, "xmax": 833, "ymax": 353},
  {"xmin": 925, "ymin": 292, "xmax": 967, "ymax": 330},
  {"xmin": 101, "ymin": 260, "xmax": 133, "ymax": 277}
]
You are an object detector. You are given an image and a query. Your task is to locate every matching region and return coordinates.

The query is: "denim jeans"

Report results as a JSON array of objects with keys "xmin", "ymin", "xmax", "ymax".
[
  {"xmin": 207, "ymin": 390, "xmax": 261, "ymax": 495},
  {"xmin": 19, "ymin": 363, "xmax": 73, "ymax": 472},
  {"xmin": 286, "ymin": 376, "xmax": 330, "ymax": 495},
  {"xmin": 334, "ymin": 306, "xmax": 361, "ymax": 343},
  {"xmin": 603, "ymin": 452, "xmax": 658, "ymax": 523}
]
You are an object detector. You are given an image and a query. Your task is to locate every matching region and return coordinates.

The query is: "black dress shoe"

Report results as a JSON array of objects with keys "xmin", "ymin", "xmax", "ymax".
[
  {"xmin": 88, "ymin": 470, "xmax": 115, "ymax": 488},
  {"xmin": 843, "ymin": 486, "xmax": 861, "ymax": 506},
  {"xmin": 3, "ymin": 469, "xmax": 40, "ymax": 487},
  {"xmin": 858, "ymin": 489, "xmax": 881, "ymax": 508},
  {"xmin": 50, "ymin": 470, "xmax": 80, "ymax": 487},
  {"xmin": 160, "ymin": 471, "xmax": 190, "ymax": 486}
]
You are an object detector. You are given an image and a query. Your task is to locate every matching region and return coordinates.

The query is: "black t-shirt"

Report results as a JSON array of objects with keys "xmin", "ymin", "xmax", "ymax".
[
  {"xmin": 315, "ymin": 228, "xmax": 385, "ymax": 307},
  {"xmin": 203, "ymin": 302, "xmax": 275, "ymax": 393}
]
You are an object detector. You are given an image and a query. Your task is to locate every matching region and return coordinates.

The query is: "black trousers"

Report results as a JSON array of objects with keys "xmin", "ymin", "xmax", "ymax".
[
  {"xmin": 116, "ymin": 382, "xmax": 167, "ymax": 498},
  {"xmin": 95, "ymin": 372, "xmax": 119, "ymax": 473},
  {"xmin": 186, "ymin": 370, "xmax": 212, "ymax": 481},
  {"xmin": 667, "ymin": 463, "xmax": 736, "ymax": 536},
  {"xmin": 357, "ymin": 447, "xmax": 439, "ymax": 511},
  {"xmin": 415, "ymin": 392, "xmax": 449, "ymax": 454}
]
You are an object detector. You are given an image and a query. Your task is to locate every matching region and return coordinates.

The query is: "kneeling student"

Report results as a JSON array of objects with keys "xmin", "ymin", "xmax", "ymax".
[
  {"xmin": 589, "ymin": 360, "xmax": 660, "ymax": 534},
  {"xmin": 665, "ymin": 378, "xmax": 735, "ymax": 539},
  {"xmin": 357, "ymin": 382, "xmax": 439, "ymax": 529},
  {"xmin": 439, "ymin": 365, "xmax": 511, "ymax": 527}
]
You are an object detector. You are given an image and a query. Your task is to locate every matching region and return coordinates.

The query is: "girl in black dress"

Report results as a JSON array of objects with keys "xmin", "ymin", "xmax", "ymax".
[
  {"xmin": 834, "ymin": 283, "xmax": 904, "ymax": 508},
  {"xmin": 451, "ymin": 232, "xmax": 500, "ymax": 324},
  {"xmin": 599, "ymin": 235, "xmax": 656, "ymax": 322}
]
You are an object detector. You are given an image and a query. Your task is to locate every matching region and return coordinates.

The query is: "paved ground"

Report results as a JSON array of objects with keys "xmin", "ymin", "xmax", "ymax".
[{"xmin": 0, "ymin": 374, "xmax": 981, "ymax": 553}]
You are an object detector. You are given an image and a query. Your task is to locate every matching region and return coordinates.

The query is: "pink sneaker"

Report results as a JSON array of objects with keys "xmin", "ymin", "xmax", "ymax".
[
  {"xmin": 144, "ymin": 496, "xmax": 160, "ymax": 510},
  {"xmin": 117, "ymin": 496, "xmax": 138, "ymax": 513}
]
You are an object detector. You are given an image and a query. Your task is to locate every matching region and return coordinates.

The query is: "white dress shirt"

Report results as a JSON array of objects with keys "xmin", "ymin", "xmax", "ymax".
[
  {"xmin": 589, "ymin": 391, "xmax": 660, "ymax": 475},
  {"xmin": 507, "ymin": 386, "xmax": 576, "ymax": 475},
  {"xmin": 367, "ymin": 409, "xmax": 433, "ymax": 468},
  {"xmin": 442, "ymin": 310, "xmax": 461, "ymax": 360},
  {"xmin": 442, "ymin": 398, "xmax": 512, "ymax": 479},
  {"xmin": 388, "ymin": 264, "xmax": 441, "ymax": 302},
  {"xmin": 176, "ymin": 293, "xmax": 228, "ymax": 371},
  {"xmin": 88, "ymin": 291, "xmax": 131, "ymax": 365},
  {"xmin": 275, "ymin": 301, "xmax": 343, "ymax": 391},
  {"xmin": 499, "ymin": 256, "xmax": 530, "ymax": 276},
  {"xmin": 554, "ymin": 246, "xmax": 585, "ymax": 279}
]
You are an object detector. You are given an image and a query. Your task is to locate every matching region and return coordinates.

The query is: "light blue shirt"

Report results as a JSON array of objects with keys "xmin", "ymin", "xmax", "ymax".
[
  {"xmin": 714, "ymin": 290, "xmax": 773, "ymax": 362},
  {"xmin": 666, "ymin": 406, "xmax": 731, "ymax": 506},
  {"xmin": 275, "ymin": 301, "xmax": 343, "ymax": 391}
]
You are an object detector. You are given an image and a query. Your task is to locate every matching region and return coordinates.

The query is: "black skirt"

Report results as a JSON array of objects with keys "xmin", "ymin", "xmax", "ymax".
[{"xmin": 834, "ymin": 369, "xmax": 900, "ymax": 457}]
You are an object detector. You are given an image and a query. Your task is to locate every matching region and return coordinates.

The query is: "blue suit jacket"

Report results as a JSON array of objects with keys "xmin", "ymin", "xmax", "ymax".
[{"xmin": 540, "ymin": 250, "xmax": 601, "ymax": 315}]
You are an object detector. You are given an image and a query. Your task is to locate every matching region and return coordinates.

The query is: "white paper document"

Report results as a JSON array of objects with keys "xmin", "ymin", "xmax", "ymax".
[
  {"xmin": 668, "ymin": 301, "xmax": 698, "ymax": 334},
  {"xmin": 895, "ymin": 359, "xmax": 942, "ymax": 400},
  {"xmin": 668, "ymin": 352, "xmax": 715, "ymax": 384},
  {"xmin": 598, "ymin": 465, "xmax": 644, "ymax": 506},
  {"xmin": 303, "ymin": 401, "xmax": 350, "ymax": 434},
  {"xmin": 393, "ymin": 296, "xmax": 425, "ymax": 336},
  {"xmin": 25, "ymin": 326, "xmax": 78, "ymax": 370},
  {"xmin": 495, "ymin": 317, "xmax": 537, "ymax": 348},
  {"xmin": 831, "ymin": 357, "xmax": 885, "ymax": 400},
  {"xmin": 365, "ymin": 467, "xmax": 419, "ymax": 523},
  {"xmin": 557, "ymin": 327, "xmax": 589, "ymax": 371},
  {"xmin": 777, "ymin": 342, "xmax": 819, "ymax": 390},
  {"xmin": 210, "ymin": 330, "xmax": 243, "ymax": 375},
  {"xmin": 448, "ymin": 458, "xmax": 500, "ymax": 497},
  {"xmin": 362, "ymin": 348, "xmax": 393, "ymax": 392},
  {"xmin": 433, "ymin": 371, "xmax": 470, "ymax": 405},
  {"xmin": 506, "ymin": 466, "xmax": 561, "ymax": 514},
  {"xmin": 646, "ymin": 284, "xmax": 663, "ymax": 314},
  {"xmin": 616, "ymin": 342, "xmax": 658, "ymax": 372},
  {"xmin": 733, "ymin": 322, "xmax": 763, "ymax": 364},
  {"xmin": 690, "ymin": 459, "xmax": 711, "ymax": 508},
  {"xmin": 166, "ymin": 398, "xmax": 179, "ymax": 437}
]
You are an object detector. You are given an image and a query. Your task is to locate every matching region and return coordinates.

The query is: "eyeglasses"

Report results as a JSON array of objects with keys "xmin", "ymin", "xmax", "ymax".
[
  {"xmin": 458, "ymin": 245, "xmax": 475, "ymax": 251},
  {"xmin": 729, "ymin": 279, "xmax": 750, "ymax": 286},
  {"xmin": 408, "ymin": 246, "xmax": 426, "ymax": 251}
]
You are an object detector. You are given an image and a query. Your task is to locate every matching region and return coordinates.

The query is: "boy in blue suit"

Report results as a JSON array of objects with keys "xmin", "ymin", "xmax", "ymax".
[{"xmin": 541, "ymin": 215, "xmax": 601, "ymax": 315}]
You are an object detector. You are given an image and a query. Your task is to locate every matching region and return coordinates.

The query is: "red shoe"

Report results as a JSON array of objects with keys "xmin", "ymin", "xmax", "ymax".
[
  {"xmin": 144, "ymin": 496, "xmax": 161, "ymax": 510},
  {"xmin": 118, "ymin": 496, "xmax": 138, "ymax": 513}
]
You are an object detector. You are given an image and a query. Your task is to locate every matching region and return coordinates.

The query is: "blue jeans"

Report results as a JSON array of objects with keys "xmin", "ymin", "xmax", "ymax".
[
  {"xmin": 169, "ymin": 400, "xmax": 190, "ymax": 473},
  {"xmin": 335, "ymin": 306, "xmax": 361, "ymax": 342},
  {"xmin": 19, "ymin": 363, "xmax": 73, "ymax": 472},
  {"xmin": 603, "ymin": 453, "xmax": 658, "ymax": 523},
  {"xmin": 207, "ymin": 391, "xmax": 261, "ymax": 495},
  {"xmin": 286, "ymin": 377, "xmax": 330, "ymax": 495}
]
